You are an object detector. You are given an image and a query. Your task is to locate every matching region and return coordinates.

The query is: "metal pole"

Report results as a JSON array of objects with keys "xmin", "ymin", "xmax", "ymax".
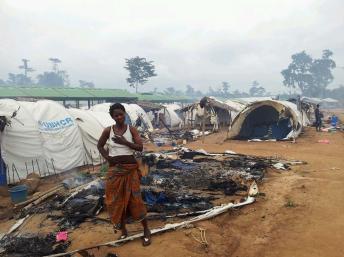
[
  {"xmin": 202, "ymin": 108, "xmax": 206, "ymax": 144},
  {"xmin": 90, "ymin": 149, "xmax": 94, "ymax": 172},
  {"xmin": 12, "ymin": 163, "xmax": 21, "ymax": 181},
  {"xmin": 31, "ymin": 160, "xmax": 35, "ymax": 173},
  {"xmin": 6, "ymin": 164, "xmax": 10, "ymax": 184},
  {"xmin": 45, "ymin": 159, "xmax": 51, "ymax": 176},
  {"xmin": 51, "ymin": 158, "xmax": 57, "ymax": 176},
  {"xmin": 35, "ymin": 159, "xmax": 42, "ymax": 176},
  {"xmin": 25, "ymin": 162, "xmax": 29, "ymax": 176}
]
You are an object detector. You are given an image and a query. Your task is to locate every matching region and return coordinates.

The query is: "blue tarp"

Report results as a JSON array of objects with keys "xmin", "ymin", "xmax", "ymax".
[{"xmin": 0, "ymin": 152, "xmax": 7, "ymax": 185}]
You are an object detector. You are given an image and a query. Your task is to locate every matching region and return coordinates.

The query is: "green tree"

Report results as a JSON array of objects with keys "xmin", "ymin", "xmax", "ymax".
[
  {"xmin": 7, "ymin": 73, "xmax": 33, "ymax": 86},
  {"xmin": 164, "ymin": 87, "xmax": 176, "ymax": 95},
  {"xmin": 79, "ymin": 80, "xmax": 95, "ymax": 88},
  {"xmin": 37, "ymin": 72, "xmax": 64, "ymax": 87},
  {"xmin": 281, "ymin": 51, "xmax": 313, "ymax": 95},
  {"xmin": 18, "ymin": 59, "xmax": 35, "ymax": 82},
  {"xmin": 249, "ymin": 81, "xmax": 266, "ymax": 97},
  {"xmin": 222, "ymin": 81, "xmax": 230, "ymax": 97},
  {"xmin": 124, "ymin": 56, "xmax": 157, "ymax": 93},
  {"xmin": 310, "ymin": 50, "xmax": 336, "ymax": 97},
  {"xmin": 185, "ymin": 85, "xmax": 195, "ymax": 96},
  {"xmin": 207, "ymin": 86, "xmax": 216, "ymax": 96},
  {"xmin": 281, "ymin": 50, "xmax": 336, "ymax": 97},
  {"xmin": 36, "ymin": 58, "xmax": 69, "ymax": 87}
]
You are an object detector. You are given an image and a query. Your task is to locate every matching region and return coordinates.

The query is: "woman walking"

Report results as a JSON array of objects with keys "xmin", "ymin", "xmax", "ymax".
[{"xmin": 97, "ymin": 103, "xmax": 151, "ymax": 246}]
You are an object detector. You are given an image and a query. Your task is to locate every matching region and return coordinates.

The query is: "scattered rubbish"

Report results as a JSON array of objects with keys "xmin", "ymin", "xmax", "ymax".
[
  {"xmin": 21, "ymin": 172, "xmax": 40, "ymax": 195},
  {"xmin": 186, "ymin": 227, "xmax": 208, "ymax": 248},
  {"xmin": 56, "ymin": 231, "xmax": 68, "ymax": 242},
  {"xmin": 273, "ymin": 162, "xmax": 287, "ymax": 170},
  {"xmin": 224, "ymin": 150, "xmax": 236, "ymax": 154},
  {"xmin": 62, "ymin": 173, "xmax": 94, "ymax": 190},
  {"xmin": 43, "ymin": 197, "xmax": 255, "ymax": 257},
  {"xmin": 248, "ymin": 181, "xmax": 259, "ymax": 196},
  {"xmin": 0, "ymin": 147, "xmax": 306, "ymax": 256},
  {"xmin": 0, "ymin": 233, "xmax": 70, "ymax": 256},
  {"xmin": 318, "ymin": 139, "xmax": 330, "ymax": 144}
]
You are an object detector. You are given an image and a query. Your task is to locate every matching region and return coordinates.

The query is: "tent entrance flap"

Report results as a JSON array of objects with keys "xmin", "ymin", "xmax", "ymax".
[{"xmin": 236, "ymin": 105, "xmax": 292, "ymax": 140}]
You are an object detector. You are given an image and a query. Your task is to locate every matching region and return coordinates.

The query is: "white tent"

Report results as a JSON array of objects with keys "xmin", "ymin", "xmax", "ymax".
[
  {"xmin": 0, "ymin": 99, "xmax": 86, "ymax": 183},
  {"xmin": 91, "ymin": 103, "xmax": 153, "ymax": 132},
  {"xmin": 162, "ymin": 105, "xmax": 183, "ymax": 128},
  {"xmin": 228, "ymin": 100, "xmax": 302, "ymax": 140},
  {"xmin": 67, "ymin": 108, "xmax": 114, "ymax": 165}
]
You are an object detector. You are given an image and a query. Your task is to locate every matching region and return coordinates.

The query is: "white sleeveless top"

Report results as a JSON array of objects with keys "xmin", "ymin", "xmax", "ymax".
[{"xmin": 108, "ymin": 125, "xmax": 135, "ymax": 157}]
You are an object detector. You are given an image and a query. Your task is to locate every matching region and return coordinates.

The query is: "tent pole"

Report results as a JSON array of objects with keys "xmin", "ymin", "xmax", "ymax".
[{"xmin": 202, "ymin": 108, "xmax": 206, "ymax": 144}]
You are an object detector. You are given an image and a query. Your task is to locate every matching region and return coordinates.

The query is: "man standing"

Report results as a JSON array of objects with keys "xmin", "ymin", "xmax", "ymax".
[{"xmin": 315, "ymin": 104, "xmax": 322, "ymax": 132}]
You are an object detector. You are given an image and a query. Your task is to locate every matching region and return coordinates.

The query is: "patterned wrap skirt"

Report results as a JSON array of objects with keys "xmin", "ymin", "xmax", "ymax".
[{"xmin": 105, "ymin": 163, "xmax": 147, "ymax": 229}]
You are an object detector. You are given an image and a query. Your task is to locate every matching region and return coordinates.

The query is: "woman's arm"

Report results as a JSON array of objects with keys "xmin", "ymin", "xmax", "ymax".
[
  {"xmin": 97, "ymin": 127, "xmax": 111, "ymax": 160},
  {"xmin": 128, "ymin": 126, "xmax": 143, "ymax": 152},
  {"xmin": 112, "ymin": 126, "xmax": 143, "ymax": 152}
]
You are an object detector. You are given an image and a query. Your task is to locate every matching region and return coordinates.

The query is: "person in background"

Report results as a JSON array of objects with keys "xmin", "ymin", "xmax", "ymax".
[
  {"xmin": 97, "ymin": 103, "xmax": 151, "ymax": 246},
  {"xmin": 315, "ymin": 104, "xmax": 322, "ymax": 132}
]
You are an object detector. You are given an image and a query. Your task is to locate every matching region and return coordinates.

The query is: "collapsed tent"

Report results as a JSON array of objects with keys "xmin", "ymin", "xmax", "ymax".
[
  {"xmin": 179, "ymin": 97, "xmax": 241, "ymax": 131},
  {"xmin": 0, "ymin": 99, "xmax": 86, "ymax": 183},
  {"xmin": 228, "ymin": 100, "xmax": 302, "ymax": 140},
  {"xmin": 90, "ymin": 103, "xmax": 153, "ymax": 132}
]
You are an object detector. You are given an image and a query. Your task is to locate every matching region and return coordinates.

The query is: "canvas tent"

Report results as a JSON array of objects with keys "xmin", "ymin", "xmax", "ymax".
[
  {"xmin": 67, "ymin": 108, "xmax": 114, "ymax": 165},
  {"xmin": 90, "ymin": 103, "xmax": 153, "ymax": 132},
  {"xmin": 228, "ymin": 100, "xmax": 302, "ymax": 140},
  {"xmin": 0, "ymin": 99, "xmax": 86, "ymax": 183},
  {"xmin": 179, "ymin": 97, "xmax": 242, "ymax": 130},
  {"xmin": 162, "ymin": 104, "xmax": 183, "ymax": 128}
]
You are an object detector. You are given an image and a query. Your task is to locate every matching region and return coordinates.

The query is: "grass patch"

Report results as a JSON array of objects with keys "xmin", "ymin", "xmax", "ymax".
[{"xmin": 285, "ymin": 199, "xmax": 297, "ymax": 208}]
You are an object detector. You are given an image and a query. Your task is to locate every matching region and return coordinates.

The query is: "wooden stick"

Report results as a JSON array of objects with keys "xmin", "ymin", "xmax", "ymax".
[
  {"xmin": 14, "ymin": 184, "xmax": 63, "ymax": 209},
  {"xmin": 22, "ymin": 186, "xmax": 64, "ymax": 212}
]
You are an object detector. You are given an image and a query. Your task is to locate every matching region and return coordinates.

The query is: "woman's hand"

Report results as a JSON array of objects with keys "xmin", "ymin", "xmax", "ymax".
[{"xmin": 112, "ymin": 135, "xmax": 128, "ymax": 145}]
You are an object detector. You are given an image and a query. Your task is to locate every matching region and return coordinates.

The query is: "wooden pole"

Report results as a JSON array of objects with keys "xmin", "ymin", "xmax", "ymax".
[{"xmin": 202, "ymin": 108, "xmax": 206, "ymax": 144}]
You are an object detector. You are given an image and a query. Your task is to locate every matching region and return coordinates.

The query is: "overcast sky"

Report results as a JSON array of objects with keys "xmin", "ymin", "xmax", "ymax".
[{"xmin": 0, "ymin": 0, "xmax": 343, "ymax": 93}]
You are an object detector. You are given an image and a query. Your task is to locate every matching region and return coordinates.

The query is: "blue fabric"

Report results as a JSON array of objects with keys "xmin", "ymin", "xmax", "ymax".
[
  {"xmin": 143, "ymin": 190, "xmax": 167, "ymax": 205},
  {"xmin": 331, "ymin": 116, "xmax": 338, "ymax": 127},
  {"xmin": 170, "ymin": 160, "xmax": 197, "ymax": 170},
  {"xmin": 0, "ymin": 153, "xmax": 7, "ymax": 186},
  {"xmin": 271, "ymin": 118, "xmax": 292, "ymax": 140}
]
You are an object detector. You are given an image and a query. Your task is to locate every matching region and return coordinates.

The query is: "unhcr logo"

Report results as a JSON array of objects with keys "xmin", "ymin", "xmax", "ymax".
[{"xmin": 38, "ymin": 117, "xmax": 74, "ymax": 131}]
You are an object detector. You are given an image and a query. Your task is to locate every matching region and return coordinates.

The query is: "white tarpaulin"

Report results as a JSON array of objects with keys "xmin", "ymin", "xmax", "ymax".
[
  {"xmin": 91, "ymin": 103, "xmax": 153, "ymax": 132},
  {"xmin": 67, "ymin": 108, "xmax": 113, "ymax": 165},
  {"xmin": 0, "ymin": 99, "xmax": 86, "ymax": 183},
  {"xmin": 228, "ymin": 100, "xmax": 302, "ymax": 140},
  {"xmin": 162, "ymin": 104, "xmax": 182, "ymax": 128}
]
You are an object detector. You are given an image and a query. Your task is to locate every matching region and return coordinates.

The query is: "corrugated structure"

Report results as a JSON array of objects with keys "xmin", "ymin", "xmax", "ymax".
[
  {"xmin": 0, "ymin": 86, "xmax": 137, "ymax": 103},
  {"xmin": 136, "ymin": 93, "xmax": 192, "ymax": 103}
]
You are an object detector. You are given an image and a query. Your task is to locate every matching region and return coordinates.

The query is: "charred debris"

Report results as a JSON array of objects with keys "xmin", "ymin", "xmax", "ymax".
[{"xmin": 0, "ymin": 148, "xmax": 305, "ymax": 256}]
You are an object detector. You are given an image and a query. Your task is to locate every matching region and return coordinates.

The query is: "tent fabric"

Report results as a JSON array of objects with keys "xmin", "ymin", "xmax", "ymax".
[
  {"xmin": 228, "ymin": 100, "xmax": 302, "ymax": 140},
  {"xmin": 0, "ymin": 99, "xmax": 87, "ymax": 183},
  {"xmin": 91, "ymin": 103, "xmax": 153, "ymax": 132},
  {"xmin": 162, "ymin": 105, "xmax": 183, "ymax": 128},
  {"xmin": 67, "ymin": 108, "xmax": 113, "ymax": 165}
]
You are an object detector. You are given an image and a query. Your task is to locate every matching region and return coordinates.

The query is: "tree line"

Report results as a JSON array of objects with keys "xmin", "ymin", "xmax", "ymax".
[
  {"xmin": 0, "ymin": 58, "xmax": 95, "ymax": 88},
  {"xmin": 2, "ymin": 50, "xmax": 342, "ymax": 99}
]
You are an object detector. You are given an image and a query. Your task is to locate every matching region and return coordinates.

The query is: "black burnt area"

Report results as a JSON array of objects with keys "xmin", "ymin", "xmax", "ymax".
[{"xmin": 0, "ymin": 233, "xmax": 70, "ymax": 257}]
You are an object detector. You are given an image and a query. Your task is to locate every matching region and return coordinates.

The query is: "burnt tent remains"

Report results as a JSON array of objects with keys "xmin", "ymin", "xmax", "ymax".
[{"xmin": 228, "ymin": 100, "xmax": 302, "ymax": 140}]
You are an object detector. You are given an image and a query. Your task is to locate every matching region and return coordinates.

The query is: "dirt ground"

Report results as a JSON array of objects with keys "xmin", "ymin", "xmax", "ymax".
[{"xmin": 1, "ymin": 112, "xmax": 344, "ymax": 257}]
